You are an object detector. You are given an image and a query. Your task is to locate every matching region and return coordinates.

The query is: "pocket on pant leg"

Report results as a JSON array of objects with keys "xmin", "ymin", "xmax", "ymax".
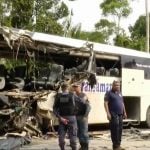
[
  {"xmin": 111, "ymin": 113, "xmax": 119, "ymax": 125},
  {"xmin": 71, "ymin": 125, "xmax": 78, "ymax": 136},
  {"xmin": 58, "ymin": 124, "xmax": 66, "ymax": 136}
]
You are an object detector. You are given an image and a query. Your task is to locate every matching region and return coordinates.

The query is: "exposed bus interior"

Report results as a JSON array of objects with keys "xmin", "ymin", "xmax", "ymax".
[
  {"xmin": 96, "ymin": 57, "xmax": 121, "ymax": 77},
  {"xmin": 38, "ymin": 52, "xmax": 122, "ymax": 78},
  {"xmin": 34, "ymin": 52, "xmax": 88, "ymax": 69},
  {"xmin": 123, "ymin": 96, "xmax": 141, "ymax": 125},
  {"xmin": 42, "ymin": 50, "xmax": 122, "ymax": 77}
]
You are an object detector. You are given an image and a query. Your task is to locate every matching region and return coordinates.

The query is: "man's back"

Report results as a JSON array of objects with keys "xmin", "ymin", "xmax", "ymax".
[{"xmin": 54, "ymin": 92, "xmax": 76, "ymax": 116}]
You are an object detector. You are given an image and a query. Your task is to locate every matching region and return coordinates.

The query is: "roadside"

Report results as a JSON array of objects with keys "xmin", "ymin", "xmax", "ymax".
[{"xmin": 20, "ymin": 128, "xmax": 150, "ymax": 150}]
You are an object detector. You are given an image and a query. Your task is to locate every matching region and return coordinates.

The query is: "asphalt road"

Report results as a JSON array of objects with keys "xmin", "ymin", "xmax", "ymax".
[{"xmin": 21, "ymin": 128, "xmax": 150, "ymax": 150}]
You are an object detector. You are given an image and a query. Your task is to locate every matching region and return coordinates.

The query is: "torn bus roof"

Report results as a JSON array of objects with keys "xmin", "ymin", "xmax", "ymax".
[
  {"xmin": 0, "ymin": 26, "xmax": 150, "ymax": 59},
  {"xmin": 0, "ymin": 26, "xmax": 90, "ymax": 55}
]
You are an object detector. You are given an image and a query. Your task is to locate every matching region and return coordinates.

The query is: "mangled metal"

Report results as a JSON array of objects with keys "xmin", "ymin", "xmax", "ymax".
[
  {"xmin": 0, "ymin": 91, "xmax": 35, "ymax": 135},
  {"xmin": 0, "ymin": 26, "xmax": 97, "ymax": 138}
]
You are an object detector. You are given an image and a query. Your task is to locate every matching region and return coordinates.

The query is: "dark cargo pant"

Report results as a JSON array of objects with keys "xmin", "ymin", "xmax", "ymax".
[
  {"xmin": 77, "ymin": 116, "xmax": 89, "ymax": 149},
  {"xmin": 110, "ymin": 113, "xmax": 123, "ymax": 149},
  {"xmin": 58, "ymin": 116, "xmax": 77, "ymax": 150},
  {"xmin": 77, "ymin": 116, "xmax": 89, "ymax": 143}
]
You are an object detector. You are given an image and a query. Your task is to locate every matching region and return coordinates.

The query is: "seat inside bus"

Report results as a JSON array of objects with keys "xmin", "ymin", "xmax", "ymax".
[
  {"xmin": 96, "ymin": 67, "xmax": 105, "ymax": 75},
  {"xmin": 109, "ymin": 68, "xmax": 119, "ymax": 76}
]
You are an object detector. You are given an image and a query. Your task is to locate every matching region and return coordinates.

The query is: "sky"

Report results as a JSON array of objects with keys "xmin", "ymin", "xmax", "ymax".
[{"xmin": 63, "ymin": 0, "xmax": 150, "ymax": 33}]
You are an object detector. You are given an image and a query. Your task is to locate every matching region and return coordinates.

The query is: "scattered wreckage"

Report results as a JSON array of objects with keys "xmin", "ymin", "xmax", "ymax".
[{"xmin": 0, "ymin": 26, "xmax": 96, "ymax": 139}]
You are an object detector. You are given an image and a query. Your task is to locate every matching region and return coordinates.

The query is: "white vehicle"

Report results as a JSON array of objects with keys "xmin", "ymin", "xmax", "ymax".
[
  {"xmin": 1, "ymin": 27, "xmax": 150, "ymax": 127},
  {"xmin": 39, "ymin": 33, "xmax": 150, "ymax": 127},
  {"xmin": 81, "ymin": 45, "xmax": 150, "ymax": 127},
  {"xmin": 39, "ymin": 34, "xmax": 150, "ymax": 127}
]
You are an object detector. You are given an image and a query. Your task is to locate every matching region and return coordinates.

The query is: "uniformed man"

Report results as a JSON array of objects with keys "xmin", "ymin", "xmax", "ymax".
[
  {"xmin": 104, "ymin": 80, "xmax": 127, "ymax": 150},
  {"xmin": 72, "ymin": 83, "xmax": 91, "ymax": 150},
  {"xmin": 53, "ymin": 83, "xmax": 77, "ymax": 150}
]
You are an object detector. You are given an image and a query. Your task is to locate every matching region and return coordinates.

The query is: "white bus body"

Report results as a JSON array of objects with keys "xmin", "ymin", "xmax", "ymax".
[
  {"xmin": 39, "ymin": 33, "xmax": 150, "ymax": 127},
  {"xmin": 1, "ymin": 27, "xmax": 150, "ymax": 127}
]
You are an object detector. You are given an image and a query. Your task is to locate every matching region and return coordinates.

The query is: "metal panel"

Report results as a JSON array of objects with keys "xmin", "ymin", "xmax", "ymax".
[{"xmin": 122, "ymin": 68, "xmax": 144, "ymax": 96}]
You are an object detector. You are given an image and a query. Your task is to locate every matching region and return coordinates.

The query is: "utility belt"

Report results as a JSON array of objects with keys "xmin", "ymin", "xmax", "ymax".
[{"xmin": 59, "ymin": 108, "xmax": 76, "ymax": 116}]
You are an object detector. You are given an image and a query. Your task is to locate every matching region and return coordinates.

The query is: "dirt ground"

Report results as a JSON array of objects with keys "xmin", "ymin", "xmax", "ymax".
[{"xmin": 21, "ymin": 128, "xmax": 150, "ymax": 150}]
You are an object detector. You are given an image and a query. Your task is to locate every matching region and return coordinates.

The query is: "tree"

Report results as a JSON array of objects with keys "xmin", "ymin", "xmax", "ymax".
[
  {"xmin": 129, "ymin": 16, "xmax": 146, "ymax": 39},
  {"xmin": 95, "ymin": 19, "xmax": 116, "ymax": 44},
  {"xmin": 100, "ymin": 0, "xmax": 132, "ymax": 35},
  {"xmin": 0, "ymin": 0, "xmax": 11, "ymax": 26},
  {"xmin": 95, "ymin": 0, "xmax": 132, "ymax": 44},
  {"xmin": 33, "ymin": 0, "xmax": 69, "ymax": 34},
  {"xmin": 0, "ymin": 0, "xmax": 70, "ymax": 35},
  {"xmin": 114, "ymin": 14, "xmax": 150, "ymax": 51},
  {"xmin": 114, "ymin": 33, "xmax": 132, "ymax": 48},
  {"xmin": 129, "ymin": 15, "xmax": 149, "ymax": 51},
  {"xmin": 11, "ymin": 0, "xmax": 34, "ymax": 29}
]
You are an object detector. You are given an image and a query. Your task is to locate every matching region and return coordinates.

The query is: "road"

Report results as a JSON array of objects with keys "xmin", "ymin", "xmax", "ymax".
[{"xmin": 21, "ymin": 128, "xmax": 150, "ymax": 150}]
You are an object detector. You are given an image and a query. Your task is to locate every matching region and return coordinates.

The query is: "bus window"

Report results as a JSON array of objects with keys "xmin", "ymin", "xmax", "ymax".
[
  {"xmin": 96, "ymin": 67, "xmax": 105, "ymax": 75},
  {"xmin": 109, "ymin": 68, "xmax": 120, "ymax": 77},
  {"xmin": 96, "ymin": 58, "xmax": 121, "ymax": 77},
  {"xmin": 106, "ymin": 70, "xmax": 110, "ymax": 76}
]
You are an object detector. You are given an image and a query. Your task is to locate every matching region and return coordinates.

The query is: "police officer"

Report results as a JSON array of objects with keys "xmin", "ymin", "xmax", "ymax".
[
  {"xmin": 72, "ymin": 83, "xmax": 91, "ymax": 150},
  {"xmin": 53, "ymin": 83, "xmax": 77, "ymax": 150},
  {"xmin": 104, "ymin": 80, "xmax": 127, "ymax": 150}
]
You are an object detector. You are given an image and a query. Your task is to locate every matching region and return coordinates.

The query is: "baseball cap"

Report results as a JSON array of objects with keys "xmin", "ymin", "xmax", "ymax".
[{"xmin": 72, "ymin": 82, "xmax": 81, "ymax": 87}]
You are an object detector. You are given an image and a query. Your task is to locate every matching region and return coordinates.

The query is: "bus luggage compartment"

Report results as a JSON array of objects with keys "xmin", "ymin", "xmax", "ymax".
[{"xmin": 123, "ymin": 96, "xmax": 140, "ymax": 126}]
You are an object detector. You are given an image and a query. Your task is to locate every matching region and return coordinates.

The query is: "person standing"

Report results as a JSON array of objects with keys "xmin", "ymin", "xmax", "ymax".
[
  {"xmin": 104, "ymin": 80, "xmax": 127, "ymax": 150},
  {"xmin": 72, "ymin": 83, "xmax": 91, "ymax": 150},
  {"xmin": 53, "ymin": 83, "xmax": 77, "ymax": 150}
]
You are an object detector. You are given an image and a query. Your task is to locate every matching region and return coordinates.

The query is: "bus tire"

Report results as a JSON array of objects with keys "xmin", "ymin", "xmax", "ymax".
[{"xmin": 146, "ymin": 106, "xmax": 150, "ymax": 128}]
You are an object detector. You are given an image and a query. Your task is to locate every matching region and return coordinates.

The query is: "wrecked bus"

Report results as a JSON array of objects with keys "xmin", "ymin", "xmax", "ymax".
[{"xmin": 0, "ymin": 27, "xmax": 150, "ymax": 135}]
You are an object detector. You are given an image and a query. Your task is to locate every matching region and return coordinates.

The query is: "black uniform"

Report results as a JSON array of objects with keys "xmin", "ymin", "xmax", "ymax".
[{"xmin": 53, "ymin": 92, "xmax": 77, "ymax": 150}]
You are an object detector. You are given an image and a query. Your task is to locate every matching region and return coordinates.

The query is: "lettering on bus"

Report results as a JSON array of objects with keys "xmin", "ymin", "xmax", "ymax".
[{"xmin": 82, "ymin": 82, "xmax": 112, "ymax": 93}]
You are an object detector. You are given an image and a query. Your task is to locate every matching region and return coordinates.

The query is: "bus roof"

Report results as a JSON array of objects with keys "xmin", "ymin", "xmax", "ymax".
[
  {"xmin": 1, "ymin": 26, "xmax": 150, "ymax": 59},
  {"xmin": 32, "ymin": 32, "xmax": 150, "ymax": 59}
]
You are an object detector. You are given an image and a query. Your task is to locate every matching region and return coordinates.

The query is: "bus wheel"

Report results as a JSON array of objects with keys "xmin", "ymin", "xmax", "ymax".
[{"xmin": 146, "ymin": 106, "xmax": 150, "ymax": 128}]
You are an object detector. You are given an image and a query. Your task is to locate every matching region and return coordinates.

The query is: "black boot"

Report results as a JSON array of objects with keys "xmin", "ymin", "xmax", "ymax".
[
  {"xmin": 60, "ymin": 145, "xmax": 65, "ymax": 150},
  {"xmin": 79, "ymin": 142, "xmax": 88, "ymax": 150}
]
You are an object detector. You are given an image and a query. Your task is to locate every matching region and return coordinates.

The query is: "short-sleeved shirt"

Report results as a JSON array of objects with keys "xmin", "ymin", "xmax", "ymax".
[{"xmin": 104, "ymin": 90, "xmax": 124, "ymax": 115}]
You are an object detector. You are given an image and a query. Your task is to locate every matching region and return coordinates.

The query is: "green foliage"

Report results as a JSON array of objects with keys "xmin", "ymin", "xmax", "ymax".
[
  {"xmin": 34, "ymin": 15, "xmax": 63, "ymax": 35},
  {"xmin": 129, "ymin": 15, "xmax": 146, "ymax": 39},
  {"xmin": 130, "ymin": 37, "xmax": 146, "ymax": 51},
  {"xmin": 95, "ymin": 19, "xmax": 116, "ymax": 43},
  {"xmin": 99, "ymin": 0, "xmax": 132, "ymax": 39},
  {"xmin": 32, "ymin": 0, "xmax": 69, "ymax": 34},
  {"xmin": 100, "ymin": 0, "xmax": 131, "ymax": 18},
  {"xmin": 0, "ymin": 0, "xmax": 147, "ymax": 52},
  {"xmin": 0, "ymin": 58, "xmax": 26, "ymax": 72},
  {"xmin": 114, "ymin": 34, "xmax": 132, "ymax": 48},
  {"xmin": 69, "ymin": 24, "xmax": 82, "ymax": 38},
  {"xmin": 114, "ymin": 15, "xmax": 147, "ymax": 51},
  {"xmin": 11, "ymin": 0, "xmax": 34, "ymax": 28},
  {"xmin": 0, "ymin": 0, "xmax": 69, "ymax": 35},
  {"xmin": 63, "ymin": 18, "xmax": 82, "ymax": 38},
  {"xmin": 77, "ymin": 31, "xmax": 107, "ymax": 44},
  {"xmin": 128, "ymin": 15, "xmax": 150, "ymax": 51},
  {"xmin": 54, "ymin": 1, "xmax": 69, "ymax": 20},
  {"xmin": 95, "ymin": 19, "xmax": 115, "ymax": 29},
  {"xmin": 0, "ymin": 0, "xmax": 11, "ymax": 26}
]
